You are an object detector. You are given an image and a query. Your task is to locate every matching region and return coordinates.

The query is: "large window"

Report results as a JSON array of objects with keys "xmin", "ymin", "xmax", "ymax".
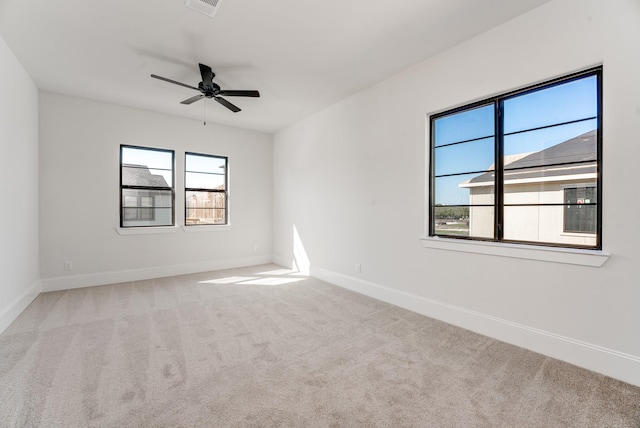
[
  {"xmin": 185, "ymin": 152, "xmax": 228, "ymax": 225},
  {"xmin": 429, "ymin": 68, "xmax": 602, "ymax": 249},
  {"xmin": 120, "ymin": 145, "xmax": 174, "ymax": 227}
]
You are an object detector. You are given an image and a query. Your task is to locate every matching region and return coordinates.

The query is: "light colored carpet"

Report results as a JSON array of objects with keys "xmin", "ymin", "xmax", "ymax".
[{"xmin": 1, "ymin": 264, "xmax": 638, "ymax": 427}]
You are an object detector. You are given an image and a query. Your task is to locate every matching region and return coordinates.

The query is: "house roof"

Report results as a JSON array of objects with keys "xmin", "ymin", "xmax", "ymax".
[
  {"xmin": 122, "ymin": 164, "xmax": 169, "ymax": 187},
  {"xmin": 462, "ymin": 130, "xmax": 597, "ymax": 186}
]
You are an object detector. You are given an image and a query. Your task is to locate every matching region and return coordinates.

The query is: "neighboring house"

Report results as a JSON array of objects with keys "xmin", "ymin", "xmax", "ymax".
[
  {"xmin": 185, "ymin": 185, "xmax": 226, "ymax": 225},
  {"xmin": 122, "ymin": 163, "xmax": 170, "ymax": 188},
  {"xmin": 460, "ymin": 130, "xmax": 597, "ymax": 246},
  {"xmin": 121, "ymin": 164, "xmax": 172, "ymax": 226}
]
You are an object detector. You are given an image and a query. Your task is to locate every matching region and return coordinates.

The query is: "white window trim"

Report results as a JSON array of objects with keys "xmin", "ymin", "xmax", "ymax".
[
  {"xmin": 420, "ymin": 236, "xmax": 609, "ymax": 267},
  {"xmin": 181, "ymin": 224, "xmax": 231, "ymax": 232},
  {"xmin": 116, "ymin": 226, "xmax": 178, "ymax": 235},
  {"xmin": 116, "ymin": 225, "xmax": 231, "ymax": 235}
]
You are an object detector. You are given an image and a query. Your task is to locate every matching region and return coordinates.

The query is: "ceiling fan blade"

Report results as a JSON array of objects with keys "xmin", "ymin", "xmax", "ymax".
[
  {"xmin": 217, "ymin": 90, "xmax": 260, "ymax": 98},
  {"xmin": 214, "ymin": 96, "xmax": 241, "ymax": 113},
  {"xmin": 181, "ymin": 94, "xmax": 205, "ymax": 105},
  {"xmin": 199, "ymin": 63, "xmax": 214, "ymax": 83},
  {"xmin": 151, "ymin": 74, "xmax": 199, "ymax": 91}
]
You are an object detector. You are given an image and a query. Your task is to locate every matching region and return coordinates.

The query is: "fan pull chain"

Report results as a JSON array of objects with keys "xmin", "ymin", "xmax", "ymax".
[{"xmin": 203, "ymin": 99, "xmax": 206, "ymax": 126}]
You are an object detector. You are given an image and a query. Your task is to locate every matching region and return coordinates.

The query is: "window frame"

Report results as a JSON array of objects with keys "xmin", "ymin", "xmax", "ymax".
[
  {"xmin": 184, "ymin": 152, "xmax": 228, "ymax": 226},
  {"xmin": 428, "ymin": 67, "xmax": 602, "ymax": 250},
  {"xmin": 119, "ymin": 144, "xmax": 175, "ymax": 228}
]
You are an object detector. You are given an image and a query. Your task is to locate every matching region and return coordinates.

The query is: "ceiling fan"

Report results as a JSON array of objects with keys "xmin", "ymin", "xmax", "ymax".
[{"xmin": 151, "ymin": 63, "xmax": 259, "ymax": 113}]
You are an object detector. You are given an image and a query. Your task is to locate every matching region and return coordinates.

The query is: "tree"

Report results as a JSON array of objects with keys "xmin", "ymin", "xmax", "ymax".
[{"xmin": 434, "ymin": 204, "xmax": 469, "ymax": 220}]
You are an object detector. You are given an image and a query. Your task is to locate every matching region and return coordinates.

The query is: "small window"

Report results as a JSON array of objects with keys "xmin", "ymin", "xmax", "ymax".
[
  {"xmin": 123, "ymin": 194, "xmax": 155, "ymax": 221},
  {"xmin": 185, "ymin": 152, "xmax": 228, "ymax": 225},
  {"xmin": 120, "ymin": 145, "xmax": 174, "ymax": 227},
  {"xmin": 564, "ymin": 186, "xmax": 597, "ymax": 234},
  {"xmin": 429, "ymin": 67, "xmax": 602, "ymax": 249}
]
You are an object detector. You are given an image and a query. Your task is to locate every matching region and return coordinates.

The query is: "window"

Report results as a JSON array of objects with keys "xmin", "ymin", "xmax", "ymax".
[
  {"xmin": 429, "ymin": 67, "xmax": 602, "ymax": 249},
  {"xmin": 120, "ymin": 145, "xmax": 174, "ymax": 227},
  {"xmin": 123, "ymin": 194, "xmax": 154, "ymax": 221},
  {"xmin": 185, "ymin": 152, "xmax": 228, "ymax": 225},
  {"xmin": 564, "ymin": 186, "xmax": 597, "ymax": 234}
]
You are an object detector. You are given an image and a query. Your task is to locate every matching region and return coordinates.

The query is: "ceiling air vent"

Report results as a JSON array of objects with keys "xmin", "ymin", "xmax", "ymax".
[{"xmin": 184, "ymin": 0, "xmax": 223, "ymax": 18}]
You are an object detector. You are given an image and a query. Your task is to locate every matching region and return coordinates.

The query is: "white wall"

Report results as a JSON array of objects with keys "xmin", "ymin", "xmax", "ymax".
[
  {"xmin": 39, "ymin": 92, "xmax": 272, "ymax": 290},
  {"xmin": 0, "ymin": 35, "xmax": 40, "ymax": 332},
  {"xmin": 273, "ymin": 0, "xmax": 640, "ymax": 386}
]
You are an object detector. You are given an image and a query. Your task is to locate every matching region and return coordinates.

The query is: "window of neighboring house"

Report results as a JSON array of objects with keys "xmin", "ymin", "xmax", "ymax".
[
  {"xmin": 123, "ymin": 195, "xmax": 154, "ymax": 221},
  {"xmin": 429, "ymin": 67, "xmax": 602, "ymax": 249},
  {"xmin": 564, "ymin": 186, "xmax": 597, "ymax": 233},
  {"xmin": 185, "ymin": 152, "xmax": 228, "ymax": 225},
  {"xmin": 120, "ymin": 145, "xmax": 174, "ymax": 227}
]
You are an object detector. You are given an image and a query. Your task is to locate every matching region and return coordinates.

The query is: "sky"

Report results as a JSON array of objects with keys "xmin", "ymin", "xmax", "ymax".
[
  {"xmin": 122, "ymin": 147, "xmax": 226, "ymax": 189},
  {"xmin": 433, "ymin": 74, "xmax": 598, "ymax": 206}
]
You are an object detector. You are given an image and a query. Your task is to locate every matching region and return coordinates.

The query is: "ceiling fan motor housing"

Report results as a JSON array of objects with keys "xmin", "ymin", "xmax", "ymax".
[{"xmin": 198, "ymin": 81, "xmax": 220, "ymax": 98}]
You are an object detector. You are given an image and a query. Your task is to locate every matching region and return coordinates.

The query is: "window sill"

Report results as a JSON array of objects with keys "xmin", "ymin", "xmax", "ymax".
[
  {"xmin": 420, "ymin": 236, "xmax": 609, "ymax": 267},
  {"xmin": 182, "ymin": 224, "xmax": 231, "ymax": 232},
  {"xmin": 116, "ymin": 226, "xmax": 178, "ymax": 235},
  {"xmin": 560, "ymin": 232, "xmax": 597, "ymax": 238}
]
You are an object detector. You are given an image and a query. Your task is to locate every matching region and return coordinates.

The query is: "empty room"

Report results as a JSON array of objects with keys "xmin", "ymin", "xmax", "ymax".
[{"xmin": 1, "ymin": 0, "xmax": 639, "ymax": 426}]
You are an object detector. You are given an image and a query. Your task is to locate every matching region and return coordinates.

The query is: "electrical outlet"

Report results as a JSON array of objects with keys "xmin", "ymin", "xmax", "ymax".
[
  {"xmin": 64, "ymin": 261, "xmax": 73, "ymax": 271},
  {"xmin": 355, "ymin": 264, "xmax": 361, "ymax": 273}
]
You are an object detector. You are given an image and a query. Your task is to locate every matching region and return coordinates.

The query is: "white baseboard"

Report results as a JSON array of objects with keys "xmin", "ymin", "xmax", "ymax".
[
  {"xmin": 311, "ymin": 266, "xmax": 640, "ymax": 388},
  {"xmin": 0, "ymin": 280, "xmax": 41, "ymax": 334},
  {"xmin": 271, "ymin": 255, "xmax": 293, "ymax": 270},
  {"xmin": 41, "ymin": 255, "xmax": 274, "ymax": 292}
]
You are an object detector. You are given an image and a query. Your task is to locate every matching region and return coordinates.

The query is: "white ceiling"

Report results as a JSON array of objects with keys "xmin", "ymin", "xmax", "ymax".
[{"xmin": 0, "ymin": 0, "xmax": 551, "ymax": 134}]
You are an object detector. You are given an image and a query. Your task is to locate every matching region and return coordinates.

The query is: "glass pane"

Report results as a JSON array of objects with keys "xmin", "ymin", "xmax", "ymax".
[
  {"xmin": 433, "ymin": 207, "xmax": 468, "ymax": 237},
  {"xmin": 185, "ymin": 209, "xmax": 226, "ymax": 225},
  {"xmin": 121, "ymin": 189, "xmax": 173, "ymax": 227},
  {"xmin": 124, "ymin": 196, "xmax": 137, "ymax": 208},
  {"xmin": 140, "ymin": 207, "xmax": 153, "ymax": 221},
  {"xmin": 140, "ymin": 196, "xmax": 153, "ymax": 208},
  {"xmin": 468, "ymin": 206, "xmax": 494, "ymax": 238},
  {"xmin": 122, "ymin": 146, "xmax": 173, "ymax": 170},
  {"xmin": 433, "ymin": 104, "xmax": 494, "ymax": 147},
  {"xmin": 504, "ymin": 123, "xmax": 597, "ymax": 170},
  {"xmin": 434, "ymin": 206, "xmax": 494, "ymax": 239},
  {"xmin": 504, "ymin": 205, "xmax": 596, "ymax": 247},
  {"xmin": 503, "ymin": 75, "xmax": 597, "ymax": 134},
  {"xmin": 186, "ymin": 154, "xmax": 226, "ymax": 173},
  {"xmin": 121, "ymin": 147, "xmax": 173, "ymax": 187},
  {"xmin": 434, "ymin": 172, "xmax": 494, "ymax": 206},
  {"xmin": 122, "ymin": 165, "xmax": 173, "ymax": 188},
  {"xmin": 122, "ymin": 207, "xmax": 172, "ymax": 227},
  {"xmin": 564, "ymin": 186, "xmax": 597, "ymax": 233},
  {"xmin": 186, "ymin": 191, "xmax": 226, "ymax": 225},
  {"xmin": 140, "ymin": 195, "xmax": 154, "ymax": 221},
  {"xmin": 434, "ymin": 137, "xmax": 494, "ymax": 176},
  {"xmin": 186, "ymin": 191, "xmax": 226, "ymax": 209},
  {"xmin": 124, "ymin": 207, "xmax": 154, "ymax": 221},
  {"xmin": 185, "ymin": 172, "xmax": 225, "ymax": 190},
  {"xmin": 504, "ymin": 180, "xmax": 573, "ymax": 206},
  {"xmin": 122, "ymin": 189, "xmax": 172, "ymax": 207},
  {"xmin": 123, "ymin": 207, "xmax": 137, "ymax": 221}
]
